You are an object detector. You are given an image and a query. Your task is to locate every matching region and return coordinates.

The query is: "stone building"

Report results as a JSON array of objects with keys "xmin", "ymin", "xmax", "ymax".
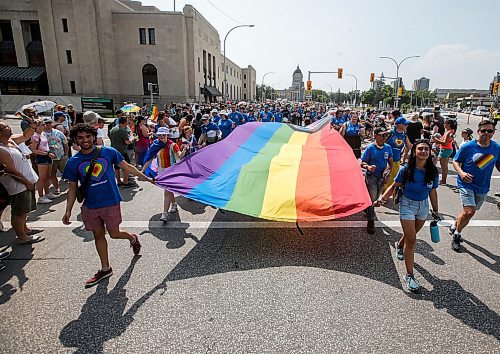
[
  {"xmin": 275, "ymin": 66, "xmax": 305, "ymax": 101},
  {"xmin": 0, "ymin": 0, "xmax": 256, "ymax": 107}
]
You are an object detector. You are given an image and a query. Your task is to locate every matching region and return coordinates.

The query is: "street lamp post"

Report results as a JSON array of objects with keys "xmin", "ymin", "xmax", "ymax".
[
  {"xmin": 380, "ymin": 55, "xmax": 420, "ymax": 108},
  {"xmin": 223, "ymin": 24, "xmax": 255, "ymax": 103},
  {"xmin": 261, "ymin": 71, "xmax": 274, "ymax": 101},
  {"xmin": 344, "ymin": 74, "xmax": 358, "ymax": 108},
  {"xmin": 326, "ymin": 84, "xmax": 333, "ymax": 104}
]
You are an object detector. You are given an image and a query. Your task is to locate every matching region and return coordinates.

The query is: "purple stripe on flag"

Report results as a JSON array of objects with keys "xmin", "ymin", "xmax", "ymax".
[{"xmin": 155, "ymin": 122, "xmax": 262, "ymax": 195}]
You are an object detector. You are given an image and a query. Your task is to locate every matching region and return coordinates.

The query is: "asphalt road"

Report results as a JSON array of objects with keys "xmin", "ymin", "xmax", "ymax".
[{"xmin": 0, "ymin": 113, "xmax": 499, "ymax": 353}]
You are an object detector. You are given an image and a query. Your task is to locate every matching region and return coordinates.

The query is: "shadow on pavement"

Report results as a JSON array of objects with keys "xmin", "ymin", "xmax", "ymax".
[
  {"xmin": 462, "ymin": 239, "xmax": 499, "ymax": 275},
  {"xmin": 412, "ymin": 263, "xmax": 500, "ymax": 341},
  {"xmin": 166, "ymin": 210, "xmax": 403, "ymax": 290},
  {"xmin": 141, "ymin": 213, "xmax": 199, "ymax": 249},
  {"xmin": 0, "ymin": 242, "xmax": 35, "ymax": 305},
  {"xmin": 59, "ymin": 256, "xmax": 167, "ymax": 353}
]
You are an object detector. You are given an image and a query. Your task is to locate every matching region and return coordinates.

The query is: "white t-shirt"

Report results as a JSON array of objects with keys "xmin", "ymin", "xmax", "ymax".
[{"xmin": 97, "ymin": 128, "xmax": 105, "ymax": 146}]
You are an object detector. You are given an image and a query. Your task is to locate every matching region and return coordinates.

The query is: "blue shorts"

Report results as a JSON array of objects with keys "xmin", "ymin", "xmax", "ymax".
[
  {"xmin": 438, "ymin": 148, "xmax": 453, "ymax": 158},
  {"xmin": 35, "ymin": 154, "xmax": 53, "ymax": 165},
  {"xmin": 458, "ymin": 188, "xmax": 486, "ymax": 210},
  {"xmin": 399, "ymin": 196, "xmax": 429, "ymax": 221}
]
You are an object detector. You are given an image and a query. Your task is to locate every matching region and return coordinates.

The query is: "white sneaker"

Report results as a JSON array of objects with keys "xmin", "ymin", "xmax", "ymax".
[
  {"xmin": 38, "ymin": 196, "xmax": 53, "ymax": 204},
  {"xmin": 160, "ymin": 212, "xmax": 168, "ymax": 222},
  {"xmin": 168, "ymin": 202, "xmax": 178, "ymax": 213},
  {"xmin": 44, "ymin": 193, "xmax": 59, "ymax": 199}
]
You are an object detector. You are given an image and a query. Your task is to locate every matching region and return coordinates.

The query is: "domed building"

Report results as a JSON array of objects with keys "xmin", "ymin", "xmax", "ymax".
[{"xmin": 275, "ymin": 65, "xmax": 305, "ymax": 101}]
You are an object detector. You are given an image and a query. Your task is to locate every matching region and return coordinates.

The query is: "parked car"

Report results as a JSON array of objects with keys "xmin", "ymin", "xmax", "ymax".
[{"xmin": 478, "ymin": 109, "xmax": 490, "ymax": 117}]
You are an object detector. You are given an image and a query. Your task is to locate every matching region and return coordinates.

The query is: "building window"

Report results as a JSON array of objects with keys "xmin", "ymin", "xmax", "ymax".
[
  {"xmin": 62, "ymin": 18, "xmax": 68, "ymax": 32},
  {"xmin": 244, "ymin": 93, "xmax": 247, "ymax": 100},
  {"xmin": 70, "ymin": 80, "xmax": 76, "ymax": 94},
  {"xmin": 142, "ymin": 63, "xmax": 158, "ymax": 95},
  {"xmin": 198, "ymin": 57, "xmax": 200, "ymax": 72},
  {"xmin": 139, "ymin": 28, "xmax": 146, "ymax": 45},
  {"xmin": 66, "ymin": 50, "xmax": 72, "ymax": 64},
  {"xmin": 148, "ymin": 28, "xmax": 155, "ymax": 45},
  {"xmin": 244, "ymin": 74, "xmax": 247, "ymax": 80},
  {"xmin": 244, "ymin": 83, "xmax": 247, "ymax": 88}
]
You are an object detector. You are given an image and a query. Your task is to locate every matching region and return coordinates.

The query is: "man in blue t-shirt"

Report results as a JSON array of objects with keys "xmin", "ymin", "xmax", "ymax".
[
  {"xmin": 450, "ymin": 120, "xmax": 500, "ymax": 251},
  {"xmin": 259, "ymin": 106, "xmax": 274, "ymax": 122},
  {"xmin": 273, "ymin": 108, "xmax": 284, "ymax": 123},
  {"xmin": 210, "ymin": 109, "xmax": 221, "ymax": 124},
  {"xmin": 383, "ymin": 116, "xmax": 412, "ymax": 192},
  {"xmin": 62, "ymin": 124, "xmax": 154, "ymax": 287},
  {"xmin": 199, "ymin": 114, "xmax": 220, "ymax": 146},
  {"xmin": 361, "ymin": 127, "xmax": 394, "ymax": 234},
  {"xmin": 228, "ymin": 106, "xmax": 243, "ymax": 126}
]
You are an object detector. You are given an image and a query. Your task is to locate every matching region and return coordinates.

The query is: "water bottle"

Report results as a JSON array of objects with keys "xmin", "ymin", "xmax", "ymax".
[{"xmin": 430, "ymin": 220, "xmax": 440, "ymax": 243}]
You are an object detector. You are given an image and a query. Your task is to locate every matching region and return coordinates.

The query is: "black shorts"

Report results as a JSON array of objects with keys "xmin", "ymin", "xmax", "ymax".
[{"xmin": 114, "ymin": 152, "xmax": 130, "ymax": 170}]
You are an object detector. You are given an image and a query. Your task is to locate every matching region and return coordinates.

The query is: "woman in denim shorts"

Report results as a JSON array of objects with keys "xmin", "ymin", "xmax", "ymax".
[{"xmin": 375, "ymin": 140, "xmax": 439, "ymax": 292}]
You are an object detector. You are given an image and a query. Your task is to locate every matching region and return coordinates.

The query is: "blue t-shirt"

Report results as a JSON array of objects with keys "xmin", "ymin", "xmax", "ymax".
[
  {"xmin": 454, "ymin": 140, "xmax": 500, "ymax": 194},
  {"xmin": 260, "ymin": 111, "xmax": 274, "ymax": 122},
  {"xmin": 246, "ymin": 114, "xmax": 257, "ymax": 123},
  {"xmin": 201, "ymin": 122, "xmax": 220, "ymax": 135},
  {"xmin": 237, "ymin": 113, "xmax": 248, "ymax": 125},
  {"xmin": 218, "ymin": 119, "xmax": 234, "ymax": 139},
  {"xmin": 330, "ymin": 117, "xmax": 345, "ymax": 126},
  {"xmin": 62, "ymin": 146, "xmax": 123, "ymax": 209},
  {"xmin": 212, "ymin": 115, "xmax": 221, "ymax": 124},
  {"xmin": 361, "ymin": 143, "xmax": 393, "ymax": 178},
  {"xmin": 344, "ymin": 122, "xmax": 362, "ymax": 136},
  {"xmin": 274, "ymin": 112, "xmax": 283, "ymax": 123},
  {"xmin": 228, "ymin": 112, "xmax": 242, "ymax": 124},
  {"xmin": 386, "ymin": 129, "xmax": 407, "ymax": 162},
  {"xmin": 395, "ymin": 165, "xmax": 438, "ymax": 201}
]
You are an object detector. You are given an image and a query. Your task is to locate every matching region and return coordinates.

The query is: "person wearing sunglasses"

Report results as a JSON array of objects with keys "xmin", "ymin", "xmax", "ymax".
[
  {"xmin": 361, "ymin": 127, "xmax": 394, "ymax": 234},
  {"xmin": 449, "ymin": 120, "xmax": 500, "ymax": 252},
  {"xmin": 375, "ymin": 139, "xmax": 439, "ymax": 292}
]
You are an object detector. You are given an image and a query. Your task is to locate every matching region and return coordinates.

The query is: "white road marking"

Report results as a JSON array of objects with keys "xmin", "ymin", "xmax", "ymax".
[{"xmin": 3, "ymin": 219, "xmax": 500, "ymax": 229}]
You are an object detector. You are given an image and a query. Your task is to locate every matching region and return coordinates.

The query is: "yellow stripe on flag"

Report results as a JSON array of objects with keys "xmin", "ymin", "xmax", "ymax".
[{"xmin": 259, "ymin": 131, "xmax": 309, "ymax": 220}]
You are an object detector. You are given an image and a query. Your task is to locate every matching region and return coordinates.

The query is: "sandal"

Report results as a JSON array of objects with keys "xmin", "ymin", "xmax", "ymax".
[
  {"xmin": 17, "ymin": 235, "xmax": 45, "ymax": 245},
  {"xmin": 26, "ymin": 229, "xmax": 44, "ymax": 236}
]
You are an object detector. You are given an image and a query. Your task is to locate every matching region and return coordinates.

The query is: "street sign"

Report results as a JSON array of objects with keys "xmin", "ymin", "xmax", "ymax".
[{"xmin": 81, "ymin": 97, "xmax": 114, "ymax": 112}]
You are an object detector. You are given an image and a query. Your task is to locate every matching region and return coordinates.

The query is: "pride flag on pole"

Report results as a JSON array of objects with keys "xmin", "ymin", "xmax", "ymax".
[{"xmin": 150, "ymin": 105, "xmax": 159, "ymax": 122}]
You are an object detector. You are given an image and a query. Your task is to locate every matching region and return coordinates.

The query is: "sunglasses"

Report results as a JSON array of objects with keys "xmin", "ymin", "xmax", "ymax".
[{"xmin": 478, "ymin": 129, "xmax": 495, "ymax": 134}]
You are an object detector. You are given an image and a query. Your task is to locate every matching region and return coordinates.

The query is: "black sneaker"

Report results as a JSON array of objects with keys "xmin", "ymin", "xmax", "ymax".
[
  {"xmin": 85, "ymin": 268, "xmax": 113, "ymax": 287},
  {"xmin": 451, "ymin": 233, "xmax": 462, "ymax": 252},
  {"xmin": 367, "ymin": 220, "xmax": 375, "ymax": 234}
]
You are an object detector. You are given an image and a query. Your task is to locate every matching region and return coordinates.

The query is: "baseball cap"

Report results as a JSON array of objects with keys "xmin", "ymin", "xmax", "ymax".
[
  {"xmin": 394, "ymin": 117, "xmax": 410, "ymax": 125},
  {"xmin": 168, "ymin": 127, "xmax": 180, "ymax": 139},
  {"xmin": 211, "ymin": 109, "xmax": 218, "ymax": 113},
  {"xmin": 156, "ymin": 127, "xmax": 169, "ymax": 135},
  {"xmin": 374, "ymin": 127, "xmax": 388, "ymax": 135},
  {"xmin": 53, "ymin": 111, "xmax": 65, "ymax": 119},
  {"xmin": 43, "ymin": 117, "xmax": 54, "ymax": 124}
]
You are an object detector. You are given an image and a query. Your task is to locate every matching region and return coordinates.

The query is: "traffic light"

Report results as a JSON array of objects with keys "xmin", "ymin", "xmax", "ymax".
[
  {"xmin": 494, "ymin": 83, "xmax": 500, "ymax": 95},
  {"xmin": 370, "ymin": 72, "xmax": 375, "ymax": 82},
  {"xmin": 306, "ymin": 80, "xmax": 312, "ymax": 91},
  {"xmin": 397, "ymin": 87, "xmax": 403, "ymax": 97},
  {"xmin": 338, "ymin": 68, "xmax": 343, "ymax": 79}
]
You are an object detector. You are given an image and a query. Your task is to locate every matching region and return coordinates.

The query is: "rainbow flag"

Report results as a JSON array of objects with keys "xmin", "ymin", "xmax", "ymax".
[
  {"xmin": 155, "ymin": 116, "xmax": 371, "ymax": 222},
  {"xmin": 474, "ymin": 153, "xmax": 494, "ymax": 170},
  {"xmin": 150, "ymin": 105, "xmax": 159, "ymax": 122}
]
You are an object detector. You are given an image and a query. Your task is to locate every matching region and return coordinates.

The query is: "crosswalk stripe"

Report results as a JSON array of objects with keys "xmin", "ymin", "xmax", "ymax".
[{"xmin": 3, "ymin": 219, "xmax": 500, "ymax": 229}]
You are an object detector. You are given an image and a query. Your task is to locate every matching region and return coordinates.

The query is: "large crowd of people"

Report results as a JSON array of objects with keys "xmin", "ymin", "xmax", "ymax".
[{"xmin": 0, "ymin": 101, "xmax": 498, "ymax": 291}]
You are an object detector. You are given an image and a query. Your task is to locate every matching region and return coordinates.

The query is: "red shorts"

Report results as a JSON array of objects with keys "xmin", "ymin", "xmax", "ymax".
[{"xmin": 81, "ymin": 204, "xmax": 122, "ymax": 232}]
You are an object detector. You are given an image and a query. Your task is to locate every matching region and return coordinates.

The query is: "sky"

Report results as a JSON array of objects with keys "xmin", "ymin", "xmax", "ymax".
[{"xmin": 142, "ymin": 0, "xmax": 500, "ymax": 93}]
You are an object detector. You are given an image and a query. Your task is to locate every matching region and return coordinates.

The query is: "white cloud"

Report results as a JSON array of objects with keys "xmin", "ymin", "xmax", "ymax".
[{"xmin": 406, "ymin": 44, "xmax": 500, "ymax": 89}]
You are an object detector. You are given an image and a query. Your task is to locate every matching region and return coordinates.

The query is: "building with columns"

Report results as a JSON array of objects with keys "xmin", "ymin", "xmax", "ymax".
[{"xmin": 0, "ymin": 0, "xmax": 256, "ymax": 106}]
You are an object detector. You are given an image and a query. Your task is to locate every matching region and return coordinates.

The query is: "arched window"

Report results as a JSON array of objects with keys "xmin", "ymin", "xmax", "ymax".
[{"xmin": 142, "ymin": 63, "xmax": 158, "ymax": 95}]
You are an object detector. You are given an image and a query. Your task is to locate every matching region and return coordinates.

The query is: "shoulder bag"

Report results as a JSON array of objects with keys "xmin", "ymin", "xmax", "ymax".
[{"xmin": 76, "ymin": 147, "xmax": 101, "ymax": 203}]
